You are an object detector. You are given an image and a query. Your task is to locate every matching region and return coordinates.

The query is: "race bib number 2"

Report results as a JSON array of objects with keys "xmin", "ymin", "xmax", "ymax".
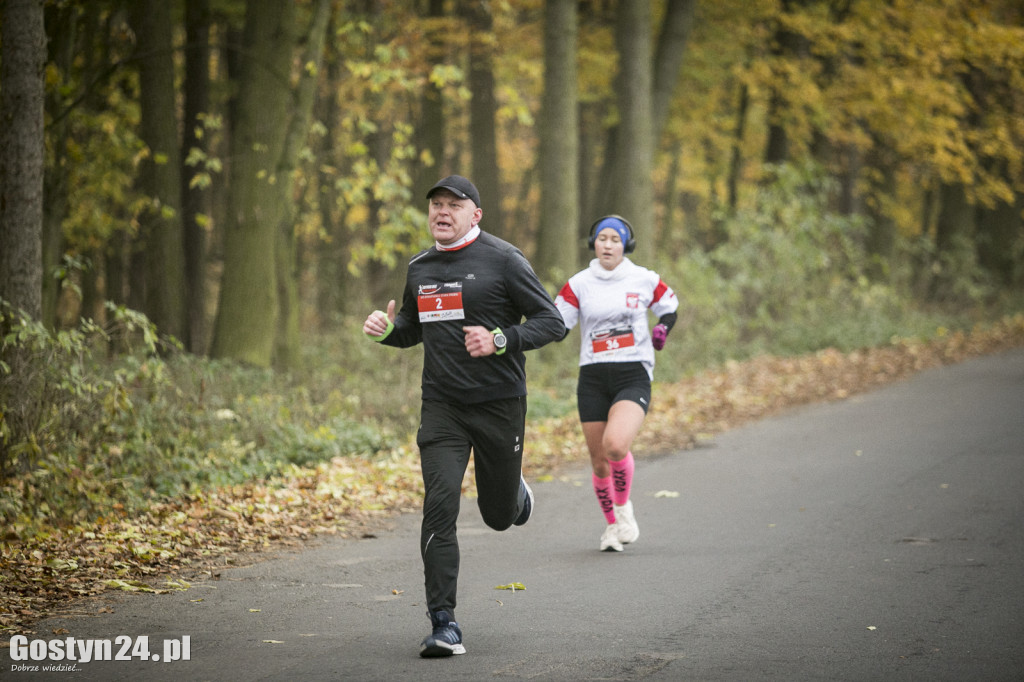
[{"xmin": 418, "ymin": 283, "xmax": 465, "ymax": 322}]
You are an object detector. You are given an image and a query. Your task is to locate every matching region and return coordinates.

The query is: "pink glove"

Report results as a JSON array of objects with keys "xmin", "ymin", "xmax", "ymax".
[{"xmin": 651, "ymin": 324, "xmax": 668, "ymax": 350}]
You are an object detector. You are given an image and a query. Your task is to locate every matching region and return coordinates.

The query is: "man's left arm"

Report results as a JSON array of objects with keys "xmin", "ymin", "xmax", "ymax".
[{"xmin": 502, "ymin": 251, "xmax": 565, "ymax": 353}]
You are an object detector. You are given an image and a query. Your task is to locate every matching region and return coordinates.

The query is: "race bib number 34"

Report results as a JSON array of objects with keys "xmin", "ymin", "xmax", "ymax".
[{"xmin": 418, "ymin": 283, "xmax": 465, "ymax": 322}]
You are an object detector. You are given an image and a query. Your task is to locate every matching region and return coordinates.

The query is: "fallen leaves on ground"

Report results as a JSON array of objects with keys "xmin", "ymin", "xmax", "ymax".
[
  {"xmin": 0, "ymin": 446, "xmax": 423, "ymax": 637},
  {"xmin": 2, "ymin": 315, "xmax": 1022, "ymax": 638}
]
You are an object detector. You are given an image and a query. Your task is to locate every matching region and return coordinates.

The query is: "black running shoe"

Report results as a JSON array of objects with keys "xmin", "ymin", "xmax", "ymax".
[
  {"xmin": 420, "ymin": 610, "xmax": 465, "ymax": 657},
  {"xmin": 513, "ymin": 476, "xmax": 534, "ymax": 526}
]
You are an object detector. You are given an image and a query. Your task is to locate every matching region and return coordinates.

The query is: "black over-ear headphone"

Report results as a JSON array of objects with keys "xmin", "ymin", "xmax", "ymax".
[{"xmin": 587, "ymin": 215, "xmax": 636, "ymax": 254}]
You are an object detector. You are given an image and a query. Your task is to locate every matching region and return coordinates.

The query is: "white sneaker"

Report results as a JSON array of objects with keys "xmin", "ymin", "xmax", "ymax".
[
  {"xmin": 614, "ymin": 500, "xmax": 639, "ymax": 544},
  {"xmin": 600, "ymin": 523, "xmax": 623, "ymax": 552}
]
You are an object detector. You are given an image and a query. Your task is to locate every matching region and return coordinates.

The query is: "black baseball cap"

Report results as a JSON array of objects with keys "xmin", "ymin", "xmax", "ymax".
[{"xmin": 426, "ymin": 175, "xmax": 481, "ymax": 208}]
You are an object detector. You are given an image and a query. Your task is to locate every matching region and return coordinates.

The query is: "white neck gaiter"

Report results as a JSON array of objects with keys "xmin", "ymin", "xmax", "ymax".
[{"xmin": 436, "ymin": 225, "xmax": 481, "ymax": 252}]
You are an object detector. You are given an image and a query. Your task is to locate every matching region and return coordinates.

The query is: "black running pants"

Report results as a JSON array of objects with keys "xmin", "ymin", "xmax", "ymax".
[{"xmin": 416, "ymin": 396, "xmax": 527, "ymax": 615}]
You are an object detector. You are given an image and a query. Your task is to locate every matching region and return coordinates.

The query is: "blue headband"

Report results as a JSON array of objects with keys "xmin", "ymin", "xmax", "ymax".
[{"xmin": 593, "ymin": 216, "xmax": 631, "ymax": 247}]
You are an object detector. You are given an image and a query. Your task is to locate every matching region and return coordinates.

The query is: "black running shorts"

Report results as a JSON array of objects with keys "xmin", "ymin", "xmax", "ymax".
[{"xmin": 576, "ymin": 362, "xmax": 651, "ymax": 422}]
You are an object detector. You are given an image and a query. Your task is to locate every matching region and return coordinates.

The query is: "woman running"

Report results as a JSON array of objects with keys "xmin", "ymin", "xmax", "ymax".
[{"xmin": 554, "ymin": 215, "xmax": 679, "ymax": 551}]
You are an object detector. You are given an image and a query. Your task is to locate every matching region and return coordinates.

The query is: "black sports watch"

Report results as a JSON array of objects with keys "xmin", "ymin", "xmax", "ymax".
[{"xmin": 491, "ymin": 328, "xmax": 507, "ymax": 355}]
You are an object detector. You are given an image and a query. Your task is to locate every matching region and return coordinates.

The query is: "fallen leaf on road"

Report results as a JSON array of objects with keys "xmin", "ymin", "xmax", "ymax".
[
  {"xmin": 654, "ymin": 490, "xmax": 680, "ymax": 498},
  {"xmin": 495, "ymin": 582, "xmax": 526, "ymax": 591},
  {"xmin": 104, "ymin": 579, "xmax": 166, "ymax": 594}
]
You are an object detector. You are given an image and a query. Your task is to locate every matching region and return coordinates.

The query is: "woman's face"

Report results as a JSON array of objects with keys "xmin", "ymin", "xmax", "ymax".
[{"xmin": 594, "ymin": 227, "xmax": 625, "ymax": 270}]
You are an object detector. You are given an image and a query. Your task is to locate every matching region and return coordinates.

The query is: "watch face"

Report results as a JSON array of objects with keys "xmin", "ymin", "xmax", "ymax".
[{"xmin": 494, "ymin": 333, "xmax": 507, "ymax": 348}]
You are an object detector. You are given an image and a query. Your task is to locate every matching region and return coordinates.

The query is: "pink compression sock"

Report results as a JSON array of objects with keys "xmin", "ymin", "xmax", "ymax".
[
  {"xmin": 609, "ymin": 452, "xmax": 635, "ymax": 506},
  {"xmin": 592, "ymin": 474, "xmax": 617, "ymax": 524}
]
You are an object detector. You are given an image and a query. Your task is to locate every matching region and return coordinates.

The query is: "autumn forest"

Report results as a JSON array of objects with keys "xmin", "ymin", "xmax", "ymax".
[{"xmin": 1, "ymin": 1, "xmax": 1023, "ymax": 540}]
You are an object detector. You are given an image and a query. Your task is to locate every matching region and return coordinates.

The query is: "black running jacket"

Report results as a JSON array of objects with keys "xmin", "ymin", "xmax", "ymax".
[{"xmin": 379, "ymin": 231, "xmax": 563, "ymax": 404}]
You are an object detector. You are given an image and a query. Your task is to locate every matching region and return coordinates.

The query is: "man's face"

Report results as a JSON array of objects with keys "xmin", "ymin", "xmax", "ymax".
[{"xmin": 428, "ymin": 190, "xmax": 481, "ymax": 245}]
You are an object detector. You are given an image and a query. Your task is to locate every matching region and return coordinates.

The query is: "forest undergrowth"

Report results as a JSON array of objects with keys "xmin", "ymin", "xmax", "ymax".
[{"xmin": 1, "ymin": 311, "xmax": 1023, "ymax": 639}]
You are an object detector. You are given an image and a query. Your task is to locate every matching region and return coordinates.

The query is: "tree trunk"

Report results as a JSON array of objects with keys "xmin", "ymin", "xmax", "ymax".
[
  {"xmin": 131, "ymin": 0, "xmax": 188, "ymax": 342},
  {"xmin": 863, "ymin": 143, "xmax": 895, "ymax": 278},
  {"xmin": 41, "ymin": 2, "xmax": 76, "ymax": 329},
  {"xmin": 314, "ymin": 12, "xmax": 348, "ymax": 324},
  {"xmin": 0, "ymin": 0, "xmax": 46, "ymax": 481},
  {"xmin": 929, "ymin": 181, "xmax": 974, "ymax": 301},
  {"xmin": 466, "ymin": 0, "xmax": 503, "ymax": 239},
  {"xmin": 414, "ymin": 0, "xmax": 445, "ymax": 202},
  {"xmin": 577, "ymin": 101, "xmax": 604, "ymax": 263},
  {"xmin": 535, "ymin": 0, "xmax": 579, "ymax": 283},
  {"xmin": 0, "ymin": 0, "xmax": 46, "ymax": 322},
  {"xmin": 726, "ymin": 81, "xmax": 749, "ymax": 215},
  {"xmin": 651, "ymin": 0, "xmax": 696, "ymax": 138},
  {"xmin": 575, "ymin": 1, "xmax": 605, "ymax": 251},
  {"xmin": 607, "ymin": 0, "xmax": 654, "ymax": 261},
  {"xmin": 763, "ymin": 0, "xmax": 810, "ymax": 169},
  {"xmin": 272, "ymin": 0, "xmax": 332, "ymax": 370},
  {"xmin": 594, "ymin": 0, "xmax": 690, "ymax": 260},
  {"xmin": 210, "ymin": 1, "xmax": 297, "ymax": 366},
  {"xmin": 181, "ymin": 0, "xmax": 212, "ymax": 353},
  {"xmin": 837, "ymin": 144, "xmax": 864, "ymax": 217},
  {"xmin": 975, "ymin": 191, "xmax": 1022, "ymax": 287}
]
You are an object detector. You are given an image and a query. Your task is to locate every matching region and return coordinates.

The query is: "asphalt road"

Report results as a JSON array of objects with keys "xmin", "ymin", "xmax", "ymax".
[{"xmin": 5, "ymin": 348, "xmax": 1024, "ymax": 681}]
